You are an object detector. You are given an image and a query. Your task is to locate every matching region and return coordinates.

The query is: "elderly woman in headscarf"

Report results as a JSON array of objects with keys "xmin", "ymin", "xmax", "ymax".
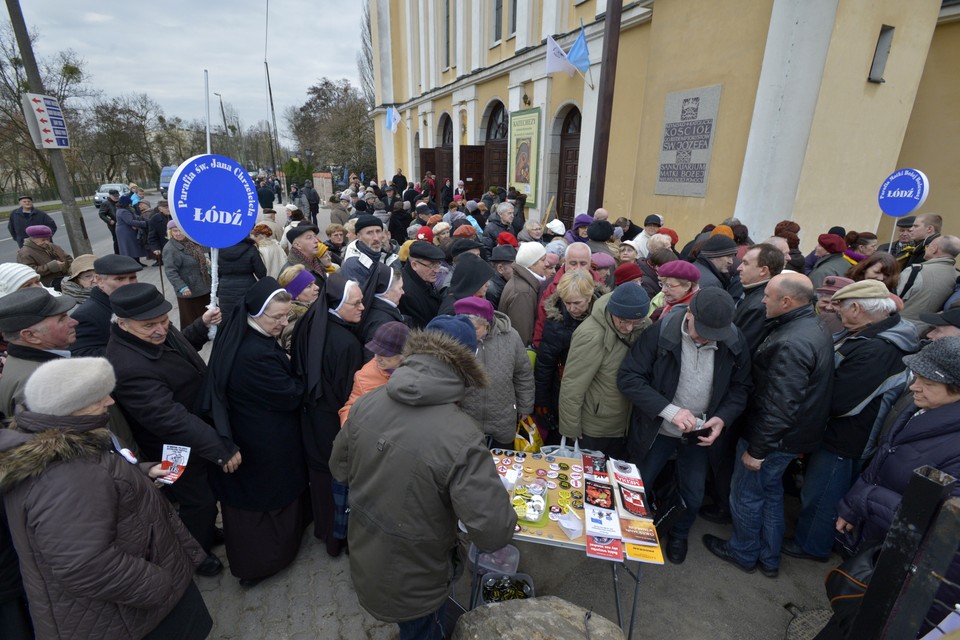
[
  {"xmin": 251, "ymin": 223, "xmax": 287, "ymax": 279},
  {"xmin": 201, "ymin": 278, "xmax": 308, "ymax": 587},
  {"xmin": 162, "ymin": 220, "xmax": 212, "ymax": 328},
  {"xmin": 0, "ymin": 357, "xmax": 211, "ymax": 638},
  {"xmin": 291, "ymin": 272, "xmax": 365, "ymax": 557},
  {"xmin": 278, "ymin": 264, "xmax": 320, "ymax": 353}
]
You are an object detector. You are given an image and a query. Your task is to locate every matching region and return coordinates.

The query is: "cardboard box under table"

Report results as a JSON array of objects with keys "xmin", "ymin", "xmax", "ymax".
[{"xmin": 485, "ymin": 449, "xmax": 663, "ymax": 639}]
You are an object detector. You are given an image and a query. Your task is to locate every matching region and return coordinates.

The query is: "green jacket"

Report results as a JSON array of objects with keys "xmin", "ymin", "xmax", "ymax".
[
  {"xmin": 558, "ymin": 292, "xmax": 650, "ymax": 439},
  {"xmin": 330, "ymin": 330, "xmax": 517, "ymax": 623}
]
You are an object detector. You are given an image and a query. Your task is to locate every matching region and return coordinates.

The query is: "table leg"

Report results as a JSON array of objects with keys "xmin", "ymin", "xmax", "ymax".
[
  {"xmin": 611, "ymin": 562, "xmax": 624, "ymax": 629},
  {"xmin": 627, "ymin": 563, "xmax": 643, "ymax": 640}
]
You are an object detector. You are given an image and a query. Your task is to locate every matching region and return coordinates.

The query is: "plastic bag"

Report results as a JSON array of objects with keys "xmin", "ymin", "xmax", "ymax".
[
  {"xmin": 540, "ymin": 435, "xmax": 603, "ymax": 458},
  {"xmin": 514, "ymin": 415, "xmax": 543, "ymax": 453}
]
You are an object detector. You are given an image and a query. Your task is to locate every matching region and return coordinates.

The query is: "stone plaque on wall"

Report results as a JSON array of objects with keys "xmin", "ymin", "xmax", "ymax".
[{"xmin": 655, "ymin": 85, "xmax": 722, "ymax": 197}]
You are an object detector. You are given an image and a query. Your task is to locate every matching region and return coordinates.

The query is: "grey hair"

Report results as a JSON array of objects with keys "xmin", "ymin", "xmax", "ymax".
[
  {"xmin": 496, "ymin": 202, "xmax": 515, "ymax": 216},
  {"xmin": 839, "ymin": 297, "xmax": 896, "ymax": 317},
  {"xmin": 462, "ymin": 314, "xmax": 490, "ymax": 329}
]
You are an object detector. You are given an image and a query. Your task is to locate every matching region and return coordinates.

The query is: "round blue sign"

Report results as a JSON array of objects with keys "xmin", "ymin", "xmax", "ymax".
[
  {"xmin": 877, "ymin": 168, "xmax": 929, "ymax": 217},
  {"xmin": 169, "ymin": 154, "xmax": 259, "ymax": 247}
]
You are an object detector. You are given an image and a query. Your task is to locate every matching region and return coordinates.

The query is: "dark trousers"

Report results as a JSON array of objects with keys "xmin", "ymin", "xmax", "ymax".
[
  {"xmin": 398, "ymin": 603, "xmax": 445, "ymax": 640},
  {"xmin": 163, "ymin": 460, "xmax": 218, "ymax": 552},
  {"xmin": 0, "ymin": 596, "xmax": 33, "ymax": 640},
  {"xmin": 704, "ymin": 421, "xmax": 739, "ymax": 509},
  {"xmin": 143, "ymin": 582, "xmax": 212, "ymax": 640},
  {"xmin": 637, "ymin": 434, "xmax": 709, "ymax": 540},
  {"xmin": 108, "ymin": 223, "xmax": 119, "ymax": 254}
]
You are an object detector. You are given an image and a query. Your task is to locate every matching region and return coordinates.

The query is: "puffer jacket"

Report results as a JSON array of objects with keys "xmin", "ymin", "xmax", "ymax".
[
  {"xmin": 461, "ymin": 312, "xmax": 534, "ymax": 444},
  {"xmin": 837, "ymin": 400, "xmax": 960, "ymax": 623},
  {"xmin": 330, "ymin": 330, "xmax": 517, "ymax": 623},
  {"xmin": 742, "ymin": 305, "xmax": 835, "ymax": 459},
  {"xmin": 558, "ymin": 292, "xmax": 650, "ymax": 439},
  {"xmin": 0, "ymin": 412, "xmax": 205, "ymax": 640}
]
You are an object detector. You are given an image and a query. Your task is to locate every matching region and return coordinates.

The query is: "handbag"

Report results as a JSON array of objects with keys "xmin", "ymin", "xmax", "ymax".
[
  {"xmin": 824, "ymin": 544, "xmax": 881, "ymax": 622},
  {"xmin": 514, "ymin": 415, "xmax": 543, "ymax": 453}
]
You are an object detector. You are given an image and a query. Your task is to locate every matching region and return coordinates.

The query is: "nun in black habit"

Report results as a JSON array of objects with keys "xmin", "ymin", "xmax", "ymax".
[
  {"xmin": 291, "ymin": 272, "xmax": 365, "ymax": 557},
  {"xmin": 202, "ymin": 277, "xmax": 309, "ymax": 587}
]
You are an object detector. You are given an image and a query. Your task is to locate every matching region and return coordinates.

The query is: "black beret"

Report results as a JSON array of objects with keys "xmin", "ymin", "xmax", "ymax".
[
  {"xmin": 355, "ymin": 215, "xmax": 384, "ymax": 232},
  {"xmin": 286, "ymin": 224, "xmax": 319, "ymax": 244},
  {"xmin": 451, "ymin": 239, "xmax": 483, "ymax": 257}
]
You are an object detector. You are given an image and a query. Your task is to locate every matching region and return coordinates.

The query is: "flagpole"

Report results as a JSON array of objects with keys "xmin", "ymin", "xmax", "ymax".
[{"xmin": 587, "ymin": 0, "xmax": 623, "ymax": 212}]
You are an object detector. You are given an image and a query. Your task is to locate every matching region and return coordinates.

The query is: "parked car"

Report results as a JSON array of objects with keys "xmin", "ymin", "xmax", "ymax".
[
  {"xmin": 159, "ymin": 165, "xmax": 178, "ymax": 198},
  {"xmin": 93, "ymin": 183, "xmax": 131, "ymax": 207}
]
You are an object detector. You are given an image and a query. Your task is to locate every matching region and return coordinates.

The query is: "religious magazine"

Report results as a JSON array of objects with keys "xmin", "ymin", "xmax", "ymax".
[{"xmin": 607, "ymin": 458, "xmax": 645, "ymax": 491}]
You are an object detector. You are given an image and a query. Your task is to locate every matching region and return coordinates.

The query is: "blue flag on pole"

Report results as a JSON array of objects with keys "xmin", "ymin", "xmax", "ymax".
[
  {"xmin": 360, "ymin": 171, "xmax": 366, "ymax": 184},
  {"xmin": 386, "ymin": 106, "xmax": 401, "ymax": 133},
  {"xmin": 566, "ymin": 26, "xmax": 591, "ymax": 73},
  {"xmin": 341, "ymin": 165, "xmax": 348, "ymax": 186}
]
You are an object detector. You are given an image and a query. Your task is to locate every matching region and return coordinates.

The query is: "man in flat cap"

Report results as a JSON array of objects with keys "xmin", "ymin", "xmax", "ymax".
[
  {"xmin": 0, "ymin": 288, "xmax": 77, "ymax": 417},
  {"xmin": 105, "ymin": 282, "xmax": 229, "ymax": 577},
  {"xmin": 877, "ymin": 215, "xmax": 915, "ymax": 258},
  {"xmin": 70, "ymin": 255, "xmax": 143, "ymax": 357},
  {"xmin": 6, "ymin": 196, "xmax": 57, "ymax": 248},
  {"xmin": 399, "ymin": 241, "xmax": 445, "ymax": 329},
  {"xmin": 283, "ymin": 224, "xmax": 324, "ymax": 283},
  {"xmin": 784, "ymin": 280, "xmax": 919, "ymax": 563}
]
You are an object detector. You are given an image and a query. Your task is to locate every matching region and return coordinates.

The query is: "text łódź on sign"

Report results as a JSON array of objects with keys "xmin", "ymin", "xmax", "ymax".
[
  {"xmin": 877, "ymin": 168, "xmax": 929, "ymax": 218},
  {"xmin": 169, "ymin": 154, "xmax": 258, "ymax": 248}
]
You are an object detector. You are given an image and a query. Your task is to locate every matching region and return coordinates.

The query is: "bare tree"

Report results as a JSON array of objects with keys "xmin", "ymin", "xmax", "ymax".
[{"xmin": 357, "ymin": 0, "xmax": 376, "ymax": 108}]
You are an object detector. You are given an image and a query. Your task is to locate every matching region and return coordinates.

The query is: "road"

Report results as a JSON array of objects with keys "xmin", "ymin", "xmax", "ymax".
[{"xmin": 1, "ymin": 202, "xmax": 114, "ymax": 263}]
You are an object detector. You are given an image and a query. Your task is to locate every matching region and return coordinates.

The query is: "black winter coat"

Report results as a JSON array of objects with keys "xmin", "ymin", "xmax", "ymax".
[
  {"xmin": 741, "ymin": 305, "xmax": 834, "ymax": 459},
  {"xmin": 695, "ymin": 255, "xmax": 744, "ymax": 300},
  {"xmin": 70, "ymin": 287, "xmax": 113, "ymax": 357},
  {"xmin": 534, "ymin": 293, "xmax": 587, "ymax": 413},
  {"xmin": 618, "ymin": 308, "xmax": 752, "ymax": 459},
  {"xmin": 301, "ymin": 316, "xmax": 364, "ymax": 472},
  {"xmin": 734, "ymin": 281, "xmax": 770, "ymax": 353},
  {"xmin": 209, "ymin": 330, "xmax": 306, "ymax": 512},
  {"xmin": 389, "ymin": 208, "xmax": 411, "ymax": 245},
  {"xmin": 398, "ymin": 261, "xmax": 441, "ymax": 329},
  {"xmin": 217, "ymin": 239, "xmax": 266, "ymax": 311},
  {"xmin": 362, "ymin": 297, "xmax": 406, "ymax": 342},
  {"xmin": 822, "ymin": 314, "xmax": 918, "ymax": 459},
  {"xmin": 105, "ymin": 319, "xmax": 237, "ymax": 466},
  {"xmin": 486, "ymin": 273, "xmax": 507, "ymax": 309},
  {"xmin": 0, "ymin": 504, "xmax": 24, "ymax": 605},
  {"xmin": 638, "ymin": 260, "xmax": 661, "ymax": 299}
]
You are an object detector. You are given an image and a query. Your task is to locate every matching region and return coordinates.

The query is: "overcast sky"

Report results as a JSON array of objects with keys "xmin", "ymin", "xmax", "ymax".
[{"xmin": 18, "ymin": 0, "xmax": 363, "ymax": 143}]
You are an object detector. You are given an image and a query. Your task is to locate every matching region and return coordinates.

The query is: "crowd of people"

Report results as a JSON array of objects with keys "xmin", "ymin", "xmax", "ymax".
[{"xmin": 1, "ymin": 172, "xmax": 959, "ymax": 639}]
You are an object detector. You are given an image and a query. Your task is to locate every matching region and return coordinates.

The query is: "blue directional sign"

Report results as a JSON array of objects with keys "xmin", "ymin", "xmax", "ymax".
[
  {"xmin": 877, "ymin": 168, "xmax": 929, "ymax": 217},
  {"xmin": 169, "ymin": 154, "xmax": 259, "ymax": 248},
  {"xmin": 21, "ymin": 93, "xmax": 70, "ymax": 149}
]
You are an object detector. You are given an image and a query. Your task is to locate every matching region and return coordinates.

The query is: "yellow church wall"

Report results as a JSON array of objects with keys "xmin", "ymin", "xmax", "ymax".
[
  {"xmin": 881, "ymin": 20, "xmax": 960, "ymax": 242},
  {"xmin": 792, "ymin": 0, "xmax": 941, "ymax": 247},
  {"xmin": 629, "ymin": 0, "xmax": 775, "ymax": 245}
]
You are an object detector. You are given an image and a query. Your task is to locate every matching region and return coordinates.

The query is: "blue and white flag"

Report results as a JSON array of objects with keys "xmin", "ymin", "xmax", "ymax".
[
  {"xmin": 386, "ymin": 106, "xmax": 402, "ymax": 134},
  {"xmin": 566, "ymin": 26, "xmax": 591, "ymax": 73}
]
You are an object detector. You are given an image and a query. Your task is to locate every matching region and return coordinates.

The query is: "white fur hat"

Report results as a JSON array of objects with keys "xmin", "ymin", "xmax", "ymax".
[
  {"xmin": 24, "ymin": 358, "xmax": 116, "ymax": 416},
  {"xmin": 545, "ymin": 219, "xmax": 566, "ymax": 236}
]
